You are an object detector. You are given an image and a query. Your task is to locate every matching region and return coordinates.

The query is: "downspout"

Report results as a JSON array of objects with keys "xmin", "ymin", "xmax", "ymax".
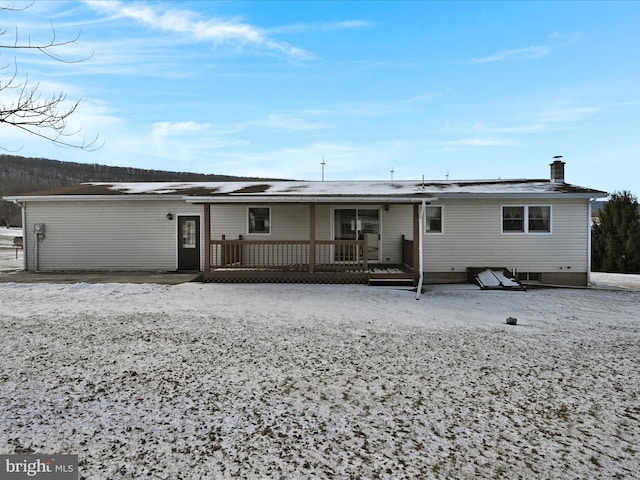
[
  {"xmin": 587, "ymin": 198, "xmax": 592, "ymax": 287},
  {"xmin": 415, "ymin": 200, "xmax": 425, "ymax": 300},
  {"xmin": 14, "ymin": 200, "xmax": 27, "ymax": 271}
]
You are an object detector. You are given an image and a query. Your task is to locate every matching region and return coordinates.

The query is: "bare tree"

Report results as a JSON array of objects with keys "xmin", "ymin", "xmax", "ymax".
[{"xmin": 0, "ymin": 2, "xmax": 101, "ymax": 151}]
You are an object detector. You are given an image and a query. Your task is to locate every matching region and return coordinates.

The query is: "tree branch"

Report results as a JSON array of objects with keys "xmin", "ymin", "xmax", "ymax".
[{"xmin": 0, "ymin": 3, "xmax": 100, "ymax": 151}]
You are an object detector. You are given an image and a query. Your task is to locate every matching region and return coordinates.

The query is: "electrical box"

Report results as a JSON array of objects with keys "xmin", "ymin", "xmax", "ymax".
[{"xmin": 33, "ymin": 223, "xmax": 46, "ymax": 234}]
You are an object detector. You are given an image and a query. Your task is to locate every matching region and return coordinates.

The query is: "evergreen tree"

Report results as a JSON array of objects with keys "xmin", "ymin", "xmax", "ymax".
[{"xmin": 592, "ymin": 191, "xmax": 640, "ymax": 273}]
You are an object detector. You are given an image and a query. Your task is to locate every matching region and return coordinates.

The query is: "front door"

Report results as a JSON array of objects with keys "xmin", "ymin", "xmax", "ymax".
[
  {"xmin": 178, "ymin": 216, "xmax": 200, "ymax": 271},
  {"xmin": 333, "ymin": 208, "xmax": 380, "ymax": 262}
]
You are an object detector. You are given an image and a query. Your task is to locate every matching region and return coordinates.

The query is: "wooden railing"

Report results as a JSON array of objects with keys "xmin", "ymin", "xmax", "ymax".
[
  {"xmin": 209, "ymin": 238, "xmax": 368, "ymax": 272},
  {"xmin": 402, "ymin": 235, "xmax": 414, "ymax": 270}
]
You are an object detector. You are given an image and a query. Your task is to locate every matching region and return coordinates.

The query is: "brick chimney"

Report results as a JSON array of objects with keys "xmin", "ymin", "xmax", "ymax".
[{"xmin": 550, "ymin": 158, "xmax": 565, "ymax": 183}]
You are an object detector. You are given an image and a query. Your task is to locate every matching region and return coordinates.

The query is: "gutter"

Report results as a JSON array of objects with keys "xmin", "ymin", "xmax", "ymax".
[
  {"xmin": 3, "ymin": 194, "xmax": 439, "ymax": 204},
  {"xmin": 184, "ymin": 196, "xmax": 436, "ymax": 204},
  {"xmin": 2, "ymin": 194, "xmax": 187, "ymax": 202},
  {"xmin": 426, "ymin": 192, "xmax": 609, "ymax": 200}
]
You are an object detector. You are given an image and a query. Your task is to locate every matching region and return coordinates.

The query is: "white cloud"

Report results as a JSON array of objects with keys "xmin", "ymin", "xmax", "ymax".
[
  {"xmin": 84, "ymin": 0, "xmax": 309, "ymax": 58},
  {"xmin": 266, "ymin": 20, "xmax": 376, "ymax": 35},
  {"xmin": 439, "ymin": 137, "xmax": 516, "ymax": 148},
  {"xmin": 206, "ymin": 141, "xmax": 407, "ymax": 180},
  {"xmin": 151, "ymin": 121, "xmax": 212, "ymax": 141},
  {"xmin": 256, "ymin": 114, "xmax": 331, "ymax": 132},
  {"xmin": 534, "ymin": 105, "xmax": 599, "ymax": 124},
  {"xmin": 471, "ymin": 45, "xmax": 552, "ymax": 64}
]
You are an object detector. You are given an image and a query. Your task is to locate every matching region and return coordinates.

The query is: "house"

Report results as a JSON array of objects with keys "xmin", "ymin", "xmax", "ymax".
[{"xmin": 3, "ymin": 161, "xmax": 607, "ymax": 287}]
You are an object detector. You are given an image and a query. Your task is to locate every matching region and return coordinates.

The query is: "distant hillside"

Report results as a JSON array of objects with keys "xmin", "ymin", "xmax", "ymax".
[{"xmin": 0, "ymin": 154, "xmax": 283, "ymax": 226}]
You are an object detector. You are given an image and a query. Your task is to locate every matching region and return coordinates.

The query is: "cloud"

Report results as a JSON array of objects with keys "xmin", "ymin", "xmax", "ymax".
[
  {"xmin": 267, "ymin": 20, "xmax": 376, "ymax": 35},
  {"xmin": 470, "ymin": 31, "xmax": 582, "ymax": 65},
  {"xmin": 84, "ymin": 0, "xmax": 310, "ymax": 58},
  {"xmin": 151, "ymin": 121, "xmax": 212, "ymax": 140},
  {"xmin": 439, "ymin": 137, "xmax": 516, "ymax": 148},
  {"xmin": 204, "ymin": 141, "xmax": 406, "ymax": 180},
  {"xmin": 256, "ymin": 114, "xmax": 331, "ymax": 132},
  {"xmin": 471, "ymin": 45, "xmax": 553, "ymax": 64},
  {"xmin": 534, "ymin": 106, "xmax": 599, "ymax": 124}
]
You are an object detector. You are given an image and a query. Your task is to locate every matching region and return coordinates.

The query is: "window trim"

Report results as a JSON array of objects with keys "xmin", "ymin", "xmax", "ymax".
[
  {"xmin": 501, "ymin": 205, "xmax": 552, "ymax": 235},
  {"xmin": 424, "ymin": 205, "xmax": 444, "ymax": 234},
  {"xmin": 247, "ymin": 206, "xmax": 271, "ymax": 235}
]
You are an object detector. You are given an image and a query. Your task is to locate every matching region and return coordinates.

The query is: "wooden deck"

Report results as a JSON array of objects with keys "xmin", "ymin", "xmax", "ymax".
[
  {"xmin": 201, "ymin": 238, "xmax": 416, "ymax": 285},
  {"xmin": 200, "ymin": 266, "xmax": 416, "ymax": 285}
]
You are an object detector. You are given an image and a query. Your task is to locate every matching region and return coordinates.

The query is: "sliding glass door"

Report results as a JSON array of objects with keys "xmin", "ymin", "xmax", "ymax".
[{"xmin": 333, "ymin": 208, "xmax": 380, "ymax": 262}]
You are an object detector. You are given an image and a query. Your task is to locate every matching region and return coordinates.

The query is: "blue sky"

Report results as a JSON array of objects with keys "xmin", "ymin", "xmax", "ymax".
[{"xmin": 3, "ymin": 1, "xmax": 640, "ymax": 195}]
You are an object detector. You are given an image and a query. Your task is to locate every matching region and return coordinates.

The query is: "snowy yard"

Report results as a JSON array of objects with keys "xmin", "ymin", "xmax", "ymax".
[
  {"xmin": 0, "ymin": 232, "xmax": 639, "ymax": 478},
  {"xmin": 0, "ymin": 226, "xmax": 23, "ymax": 273}
]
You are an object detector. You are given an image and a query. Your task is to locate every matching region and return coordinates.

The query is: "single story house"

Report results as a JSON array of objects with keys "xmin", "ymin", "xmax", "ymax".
[{"xmin": 3, "ymin": 161, "xmax": 607, "ymax": 287}]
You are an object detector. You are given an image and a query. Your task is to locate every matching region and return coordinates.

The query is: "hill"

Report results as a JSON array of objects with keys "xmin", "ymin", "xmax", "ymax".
[{"xmin": 0, "ymin": 154, "xmax": 282, "ymax": 226}]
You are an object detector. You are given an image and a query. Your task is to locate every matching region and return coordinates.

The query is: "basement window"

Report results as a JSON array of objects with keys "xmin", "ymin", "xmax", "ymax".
[
  {"xmin": 248, "ymin": 207, "xmax": 270, "ymax": 234},
  {"xmin": 502, "ymin": 206, "xmax": 551, "ymax": 234},
  {"xmin": 517, "ymin": 272, "xmax": 542, "ymax": 282}
]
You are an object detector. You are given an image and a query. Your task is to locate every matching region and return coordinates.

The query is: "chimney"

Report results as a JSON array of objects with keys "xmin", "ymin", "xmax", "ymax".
[{"xmin": 550, "ymin": 157, "xmax": 565, "ymax": 183}]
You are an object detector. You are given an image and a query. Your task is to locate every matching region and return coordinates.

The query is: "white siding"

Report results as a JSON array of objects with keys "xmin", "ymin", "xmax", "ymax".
[
  {"xmin": 21, "ymin": 197, "xmax": 591, "ymax": 274},
  {"xmin": 380, "ymin": 204, "xmax": 413, "ymax": 264},
  {"xmin": 210, "ymin": 203, "xmax": 311, "ymax": 240},
  {"xmin": 210, "ymin": 203, "xmax": 314, "ymax": 266},
  {"xmin": 422, "ymin": 198, "xmax": 590, "ymax": 274},
  {"xmin": 24, "ymin": 200, "xmax": 202, "ymax": 271}
]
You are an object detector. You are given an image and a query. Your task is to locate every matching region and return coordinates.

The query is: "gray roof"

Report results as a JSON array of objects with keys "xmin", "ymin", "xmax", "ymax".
[{"xmin": 4, "ymin": 179, "xmax": 608, "ymax": 203}]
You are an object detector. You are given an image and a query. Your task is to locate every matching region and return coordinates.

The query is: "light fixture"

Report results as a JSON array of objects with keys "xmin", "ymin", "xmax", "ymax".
[
  {"xmin": 166, "ymin": 212, "xmax": 173, "ymax": 220},
  {"xmin": 384, "ymin": 204, "xmax": 390, "ymax": 211}
]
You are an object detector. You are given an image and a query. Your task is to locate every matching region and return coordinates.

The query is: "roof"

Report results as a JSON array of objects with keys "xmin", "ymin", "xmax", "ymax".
[{"xmin": 3, "ymin": 179, "xmax": 608, "ymax": 203}]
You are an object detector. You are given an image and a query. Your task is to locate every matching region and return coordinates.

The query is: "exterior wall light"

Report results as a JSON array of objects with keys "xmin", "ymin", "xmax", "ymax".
[{"xmin": 166, "ymin": 212, "xmax": 173, "ymax": 220}]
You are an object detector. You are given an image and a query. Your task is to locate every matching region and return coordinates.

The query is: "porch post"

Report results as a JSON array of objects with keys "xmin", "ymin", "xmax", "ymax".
[
  {"xmin": 203, "ymin": 203, "xmax": 211, "ymax": 272},
  {"xmin": 413, "ymin": 203, "xmax": 420, "ymax": 273},
  {"xmin": 309, "ymin": 203, "xmax": 316, "ymax": 273}
]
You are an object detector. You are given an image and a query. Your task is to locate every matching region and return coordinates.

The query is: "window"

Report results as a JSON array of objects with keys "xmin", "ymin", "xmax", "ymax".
[
  {"xmin": 425, "ymin": 206, "xmax": 443, "ymax": 233},
  {"xmin": 181, "ymin": 220, "xmax": 197, "ymax": 248},
  {"xmin": 502, "ymin": 205, "xmax": 551, "ymax": 234},
  {"xmin": 248, "ymin": 207, "xmax": 270, "ymax": 234},
  {"xmin": 517, "ymin": 272, "xmax": 542, "ymax": 282},
  {"xmin": 528, "ymin": 206, "xmax": 551, "ymax": 232},
  {"xmin": 502, "ymin": 206, "xmax": 525, "ymax": 232}
]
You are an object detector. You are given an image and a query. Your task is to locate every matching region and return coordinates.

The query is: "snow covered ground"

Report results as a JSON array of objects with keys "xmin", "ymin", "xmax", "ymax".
[
  {"xmin": 0, "ymin": 227, "xmax": 23, "ymax": 274},
  {"xmin": 1, "ymin": 272, "xmax": 639, "ymax": 479}
]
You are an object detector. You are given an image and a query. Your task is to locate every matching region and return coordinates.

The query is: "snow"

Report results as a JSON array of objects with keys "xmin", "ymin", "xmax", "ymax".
[
  {"xmin": 1, "ymin": 273, "xmax": 639, "ymax": 479},
  {"xmin": 0, "ymin": 226, "xmax": 22, "ymax": 244},
  {"xmin": 474, "ymin": 268, "xmax": 521, "ymax": 288},
  {"xmin": 80, "ymin": 179, "xmax": 603, "ymax": 198},
  {"xmin": 0, "ymin": 227, "xmax": 23, "ymax": 273}
]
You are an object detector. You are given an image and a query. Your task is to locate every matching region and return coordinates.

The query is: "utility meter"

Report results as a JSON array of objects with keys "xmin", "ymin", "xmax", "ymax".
[{"xmin": 33, "ymin": 223, "xmax": 46, "ymax": 234}]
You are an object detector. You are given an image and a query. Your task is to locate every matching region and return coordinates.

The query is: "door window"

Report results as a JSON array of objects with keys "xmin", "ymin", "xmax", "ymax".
[{"xmin": 181, "ymin": 220, "xmax": 197, "ymax": 248}]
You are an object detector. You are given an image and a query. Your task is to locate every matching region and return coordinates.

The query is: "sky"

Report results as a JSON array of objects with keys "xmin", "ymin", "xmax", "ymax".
[{"xmin": 1, "ymin": 1, "xmax": 639, "ymax": 196}]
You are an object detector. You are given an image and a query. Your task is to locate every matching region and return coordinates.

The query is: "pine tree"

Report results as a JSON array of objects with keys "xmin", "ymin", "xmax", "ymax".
[{"xmin": 592, "ymin": 191, "xmax": 640, "ymax": 273}]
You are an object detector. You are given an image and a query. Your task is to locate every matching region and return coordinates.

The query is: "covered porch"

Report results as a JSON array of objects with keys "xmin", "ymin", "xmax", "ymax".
[{"xmin": 199, "ymin": 203, "xmax": 423, "ymax": 284}]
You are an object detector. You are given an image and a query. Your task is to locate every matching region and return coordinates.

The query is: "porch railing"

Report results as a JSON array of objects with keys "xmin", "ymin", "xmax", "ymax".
[
  {"xmin": 209, "ymin": 238, "xmax": 368, "ymax": 272},
  {"xmin": 402, "ymin": 235, "xmax": 414, "ymax": 270}
]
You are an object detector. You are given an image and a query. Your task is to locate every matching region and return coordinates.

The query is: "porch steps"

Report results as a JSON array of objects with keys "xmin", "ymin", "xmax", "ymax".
[{"xmin": 368, "ymin": 272, "xmax": 416, "ymax": 287}]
